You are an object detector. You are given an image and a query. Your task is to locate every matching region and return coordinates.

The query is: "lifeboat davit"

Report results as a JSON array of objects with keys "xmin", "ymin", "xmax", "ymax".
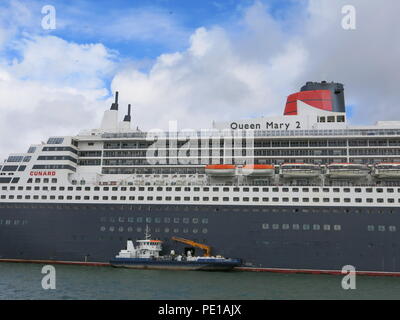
[
  {"xmin": 373, "ymin": 163, "xmax": 400, "ymax": 179},
  {"xmin": 205, "ymin": 164, "xmax": 236, "ymax": 176},
  {"xmin": 326, "ymin": 163, "xmax": 370, "ymax": 178},
  {"xmin": 242, "ymin": 164, "xmax": 275, "ymax": 176},
  {"xmin": 280, "ymin": 163, "xmax": 321, "ymax": 178}
]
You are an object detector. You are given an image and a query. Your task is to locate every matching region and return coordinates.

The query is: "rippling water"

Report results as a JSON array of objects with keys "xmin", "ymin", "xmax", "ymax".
[{"xmin": 1, "ymin": 262, "xmax": 400, "ymax": 300}]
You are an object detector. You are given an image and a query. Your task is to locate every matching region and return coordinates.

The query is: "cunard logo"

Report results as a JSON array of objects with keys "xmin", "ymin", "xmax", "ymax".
[{"xmin": 29, "ymin": 171, "xmax": 56, "ymax": 176}]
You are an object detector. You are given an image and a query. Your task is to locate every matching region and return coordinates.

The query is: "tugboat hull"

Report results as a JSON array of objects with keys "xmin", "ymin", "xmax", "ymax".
[{"xmin": 110, "ymin": 258, "xmax": 242, "ymax": 271}]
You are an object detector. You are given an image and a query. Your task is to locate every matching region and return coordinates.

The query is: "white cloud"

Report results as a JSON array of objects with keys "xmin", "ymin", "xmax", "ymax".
[
  {"xmin": 0, "ymin": 33, "xmax": 117, "ymax": 159},
  {"xmin": 111, "ymin": 0, "xmax": 400, "ymax": 133},
  {"xmin": 7, "ymin": 35, "xmax": 117, "ymax": 89},
  {"xmin": 302, "ymin": 0, "xmax": 400, "ymax": 124},
  {"xmin": 111, "ymin": 7, "xmax": 308, "ymax": 131}
]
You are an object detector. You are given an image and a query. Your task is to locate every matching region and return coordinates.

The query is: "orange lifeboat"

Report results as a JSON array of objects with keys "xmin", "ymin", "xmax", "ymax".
[
  {"xmin": 205, "ymin": 164, "xmax": 236, "ymax": 176},
  {"xmin": 242, "ymin": 164, "xmax": 275, "ymax": 176}
]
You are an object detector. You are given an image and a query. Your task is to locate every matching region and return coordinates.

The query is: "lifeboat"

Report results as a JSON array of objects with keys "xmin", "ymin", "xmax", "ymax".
[
  {"xmin": 280, "ymin": 163, "xmax": 321, "ymax": 178},
  {"xmin": 205, "ymin": 164, "xmax": 236, "ymax": 176},
  {"xmin": 326, "ymin": 163, "xmax": 369, "ymax": 178},
  {"xmin": 242, "ymin": 164, "xmax": 275, "ymax": 176},
  {"xmin": 373, "ymin": 163, "xmax": 400, "ymax": 179}
]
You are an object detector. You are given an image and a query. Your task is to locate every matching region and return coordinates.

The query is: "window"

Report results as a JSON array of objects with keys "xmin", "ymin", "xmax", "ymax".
[{"xmin": 47, "ymin": 137, "xmax": 64, "ymax": 144}]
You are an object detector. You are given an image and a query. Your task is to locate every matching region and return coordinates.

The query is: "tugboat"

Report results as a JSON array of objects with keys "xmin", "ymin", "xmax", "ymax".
[{"xmin": 109, "ymin": 227, "xmax": 241, "ymax": 271}]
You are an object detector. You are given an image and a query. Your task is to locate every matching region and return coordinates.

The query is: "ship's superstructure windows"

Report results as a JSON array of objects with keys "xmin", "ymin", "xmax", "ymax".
[
  {"xmin": 32, "ymin": 165, "xmax": 76, "ymax": 172},
  {"xmin": 47, "ymin": 137, "xmax": 64, "ymax": 144},
  {"xmin": 27, "ymin": 147, "xmax": 36, "ymax": 153},
  {"xmin": 337, "ymin": 115, "xmax": 345, "ymax": 122},
  {"xmin": 2, "ymin": 165, "xmax": 18, "ymax": 171},
  {"xmin": 37, "ymin": 156, "xmax": 77, "ymax": 163},
  {"xmin": 79, "ymin": 151, "xmax": 102, "ymax": 157},
  {"xmin": 7, "ymin": 156, "xmax": 23, "ymax": 162},
  {"xmin": 42, "ymin": 146, "xmax": 77, "ymax": 154}
]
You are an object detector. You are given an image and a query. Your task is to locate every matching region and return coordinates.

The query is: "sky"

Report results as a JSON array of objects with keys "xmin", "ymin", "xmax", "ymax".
[{"xmin": 0, "ymin": 0, "xmax": 400, "ymax": 160}]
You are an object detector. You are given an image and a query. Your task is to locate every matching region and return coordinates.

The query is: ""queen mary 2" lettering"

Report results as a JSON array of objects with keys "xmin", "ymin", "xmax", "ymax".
[{"xmin": 30, "ymin": 171, "xmax": 56, "ymax": 176}]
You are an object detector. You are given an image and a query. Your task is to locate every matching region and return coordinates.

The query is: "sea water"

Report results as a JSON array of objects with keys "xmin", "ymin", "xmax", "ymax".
[{"xmin": 1, "ymin": 262, "xmax": 400, "ymax": 300}]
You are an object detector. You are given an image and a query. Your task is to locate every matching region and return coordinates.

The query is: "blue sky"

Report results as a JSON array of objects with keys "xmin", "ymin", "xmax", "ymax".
[
  {"xmin": 0, "ymin": 0, "xmax": 400, "ymax": 158},
  {"xmin": 1, "ymin": 0, "xmax": 302, "ymax": 62}
]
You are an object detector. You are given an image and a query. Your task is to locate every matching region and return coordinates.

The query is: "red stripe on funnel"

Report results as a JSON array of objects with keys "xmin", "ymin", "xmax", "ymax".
[{"xmin": 284, "ymin": 90, "xmax": 332, "ymax": 115}]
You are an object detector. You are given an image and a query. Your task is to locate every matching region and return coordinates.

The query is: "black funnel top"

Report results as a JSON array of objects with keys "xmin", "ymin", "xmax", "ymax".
[
  {"xmin": 123, "ymin": 104, "xmax": 131, "ymax": 122},
  {"xmin": 110, "ymin": 91, "xmax": 119, "ymax": 111},
  {"xmin": 300, "ymin": 81, "xmax": 345, "ymax": 113}
]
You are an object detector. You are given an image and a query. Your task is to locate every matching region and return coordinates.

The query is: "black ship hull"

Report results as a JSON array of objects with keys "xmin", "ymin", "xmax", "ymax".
[{"xmin": 1, "ymin": 202, "xmax": 400, "ymax": 274}]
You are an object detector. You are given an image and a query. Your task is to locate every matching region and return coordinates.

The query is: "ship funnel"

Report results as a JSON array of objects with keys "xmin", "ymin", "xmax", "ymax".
[
  {"xmin": 284, "ymin": 81, "xmax": 345, "ymax": 116},
  {"xmin": 101, "ymin": 91, "xmax": 119, "ymax": 130},
  {"xmin": 110, "ymin": 91, "xmax": 119, "ymax": 111},
  {"xmin": 123, "ymin": 104, "xmax": 131, "ymax": 122},
  {"xmin": 300, "ymin": 81, "xmax": 345, "ymax": 113}
]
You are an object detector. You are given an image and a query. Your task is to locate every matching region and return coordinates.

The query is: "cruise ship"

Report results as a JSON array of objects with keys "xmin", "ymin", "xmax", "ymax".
[{"xmin": 2, "ymin": 81, "xmax": 400, "ymax": 275}]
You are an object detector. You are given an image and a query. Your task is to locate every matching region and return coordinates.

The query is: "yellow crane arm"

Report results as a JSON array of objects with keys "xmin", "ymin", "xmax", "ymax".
[{"xmin": 171, "ymin": 237, "xmax": 212, "ymax": 257}]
